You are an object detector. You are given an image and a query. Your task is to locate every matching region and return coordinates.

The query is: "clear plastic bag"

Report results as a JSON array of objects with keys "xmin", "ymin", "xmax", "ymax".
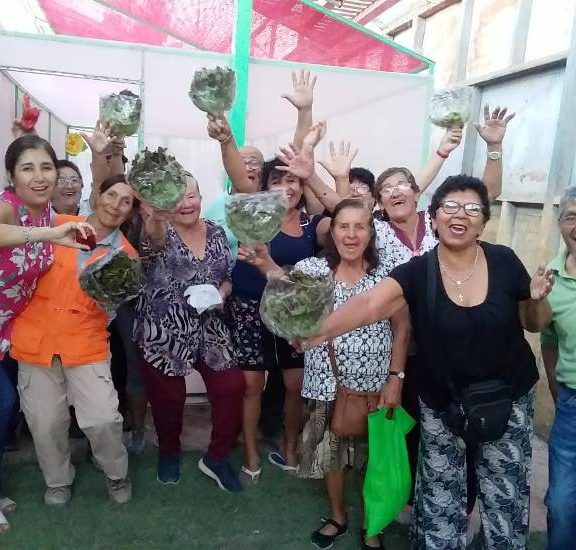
[
  {"xmin": 99, "ymin": 90, "xmax": 142, "ymax": 137},
  {"xmin": 129, "ymin": 147, "xmax": 187, "ymax": 210},
  {"xmin": 79, "ymin": 249, "xmax": 141, "ymax": 312},
  {"xmin": 189, "ymin": 66, "xmax": 236, "ymax": 114},
  {"xmin": 260, "ymin": 268, "xmax": 334, "ymax": 340},
  {"xmin": 429, "ymin": 87, "xmax": 473, "ymax": 128},
  {"xmin": 183, "ymin": 284, "xmax": 223, "ymax": 314},
  {"xmin": 225, "ymin": 189, "xmax": 288, "ymax": 245}
]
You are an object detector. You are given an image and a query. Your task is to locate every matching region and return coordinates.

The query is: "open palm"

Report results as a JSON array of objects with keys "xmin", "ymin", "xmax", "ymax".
[
  {"xmin": 281, "ymin": 70, "xmax": 317, "ymax": 110},
  {"xmin": 81, "ymin": 120, "xmax": 115, "ymax": 154},
  {"xmin": 475, "ymin": 105, "xmax": 515, "ymax": 145}
]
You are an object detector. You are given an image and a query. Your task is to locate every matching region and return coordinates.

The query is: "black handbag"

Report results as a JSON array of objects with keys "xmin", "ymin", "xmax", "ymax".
[{"xmin": 426, "ymin": 248, "xmax": 512, "ymax": 444}]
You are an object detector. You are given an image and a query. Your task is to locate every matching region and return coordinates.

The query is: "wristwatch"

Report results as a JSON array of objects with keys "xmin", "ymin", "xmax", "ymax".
[
  {"xmin": 487, "ymin": 150, "xmax": 503, "ymax": 161},
  {"xmin": 389, "ymin": 370, "xmax": 405, "ymax": 380}
]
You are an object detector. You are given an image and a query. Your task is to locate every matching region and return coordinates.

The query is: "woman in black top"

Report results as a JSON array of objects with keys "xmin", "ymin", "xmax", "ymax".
[{"xmin": 301, "ymin": 176, "xmax": 553, "ymax": 550}]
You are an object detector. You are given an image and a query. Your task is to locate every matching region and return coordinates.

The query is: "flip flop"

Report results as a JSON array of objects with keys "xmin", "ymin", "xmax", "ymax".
[
  {"xmin": 268, "ymin": 451, "xmax": 299, "ymax": 473},
  {"xmin": 0, "ymin": 511, "xmax": 9, "ymax": 533},
  {"xmin": 240, "ymin": 465, "xmax": 262, "ymax": 485}
]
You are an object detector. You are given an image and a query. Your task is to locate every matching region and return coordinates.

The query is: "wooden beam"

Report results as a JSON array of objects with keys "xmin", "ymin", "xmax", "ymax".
[
  {"xmin": 509, "ymin": 0, "xmax": 533, "ymax": 65},
  {"xmin": 413, "ymin": 15, "xmax": 426, "ymax": 52},
  {"xmin": 455, "ymin": 0, "xmax": 475, "ymax": 81},
  {"xmin": 538, "ymin": 7, "xmax": 576, "ymax": 261},
  {"xmin": 420, "ymin": 0, "xmax": 461, "ymax": 19},
  {"xmin": 460, "ymin": 86, "xmax": 482, "ymax": 175},
  {"xmin": 354, "ymin": 0, "xmax": 403, "ymax": 25}
]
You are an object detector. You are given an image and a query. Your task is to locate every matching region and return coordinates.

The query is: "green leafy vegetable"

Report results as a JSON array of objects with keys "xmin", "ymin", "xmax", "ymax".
[
  {"xmin": 99, "ymin": 90, "xmax": 142, "ymax": 137},
  {"xmin": 260, "ymin": 269, "xmax": 334, "ymax": 340},
  {"xmin": 189, "ymin": 66, "xmax": 236, "ymax": 114},
  {"xmin": 79, "ymin": 250, "xmax": 141, "ymax": 311},
  {"xmin": 129, "ymin": 147, "xmax": 187, "ymax": 210},
  {"xmin": 429, "ymin": 88, "xmax": 472, "ymax": 128},
  {"xmin": 225, "ymin": 189, "xmax": 288, "ymax": 245}
]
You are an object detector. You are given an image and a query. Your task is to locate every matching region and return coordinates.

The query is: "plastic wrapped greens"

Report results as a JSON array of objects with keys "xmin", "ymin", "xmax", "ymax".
[
  {"xmin": 99, "ymin": 90, "xmax": 142, "ymax": 136},
  {"xmin": 225, "ymin": 189, "xmax": 288, "ymax": 245},
  {"xmin": 79, "ymin": 249, "xmax": 141, "ymax": 312},
  {"xmin": 429, "ymin": 87, "xmax": 473, "ymax": 128},
  {"xmin": 260, "ymin": 268, "xmax": 334, "ymax": 340},
  {"xmin": 129, "ymin": 147, "xmax": 187, "ymax": 210},
  {"xmin": 189, "ymin": 66, "xmax": 236, "ymax": 114}
]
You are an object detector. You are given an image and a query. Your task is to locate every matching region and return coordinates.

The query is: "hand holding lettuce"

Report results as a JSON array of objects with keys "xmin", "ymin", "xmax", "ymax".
[
  {"xmin": 99, "ymin": 90, "xmax": 142, "ymax": 137},
  {"xmin": 129, "ymin": 147, "xmax": 187, "ymax": 210},
  {"xmin": 79, "ymin": 249, "xmax": 141, "ymax": 311},
  {"xmin": 226, "ymin": 189, "xmax": 288, "ymax": 245},
  {"xmin": 189, "ymin": 67, "xmax": 236, "ymax": 115},
  {"xmin": 260, "ymin": 268, "xmax": 334, "ymax": 340},
  {"xmin": 429, "ymin": 87, "xmax": 473, "ymax": 128}
]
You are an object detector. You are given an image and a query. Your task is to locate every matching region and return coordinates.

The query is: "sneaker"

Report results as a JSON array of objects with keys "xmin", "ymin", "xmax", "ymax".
[
  {"xmin": 157, "ymin": 454, "xmax": 181, "ymax": 485},
  {"xmin": 44, "ymin": 486, "xmax": 72, "ymax": 506},
  {"xmin": 198, "ymin": 456, "xmax": 243, "ymax": 493},
  {"xmin": 107, "ymin": 478, "xmax": 132, "ymax": 504},
  {"xmin": 0, "ymin": 497, "xmax": 16, "ymax": 514}
]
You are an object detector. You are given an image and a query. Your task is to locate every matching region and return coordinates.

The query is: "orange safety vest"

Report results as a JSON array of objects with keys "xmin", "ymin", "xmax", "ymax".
[{"xmin": 11, "ymin": 215, "xmax": 137, "ymax": 367}]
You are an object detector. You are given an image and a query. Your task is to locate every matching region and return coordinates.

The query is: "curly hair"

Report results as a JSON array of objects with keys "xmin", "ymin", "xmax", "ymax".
[{"xmin": 428, "ymin": 175, "xmax": 490, "ymax": 223}]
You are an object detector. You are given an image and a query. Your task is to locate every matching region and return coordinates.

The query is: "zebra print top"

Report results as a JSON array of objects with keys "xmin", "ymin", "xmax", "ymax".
[{"xmin": 134, "ymin": 220, "xmax": 235, "ymax": 376}]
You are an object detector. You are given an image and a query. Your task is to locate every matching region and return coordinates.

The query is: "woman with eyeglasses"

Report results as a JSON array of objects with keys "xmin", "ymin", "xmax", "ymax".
[
  {"xmin": 299, "ymin": 175, "xmax": 553, "ymax": 550},
  {"xmin": 52, "ymin": 160, "xmax": 84, "ymax": 216}
]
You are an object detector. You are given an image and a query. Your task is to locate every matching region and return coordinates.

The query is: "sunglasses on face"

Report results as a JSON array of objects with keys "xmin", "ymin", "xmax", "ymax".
[
  {"xmin": 439, "ymin": 200, "xmax": 483, "ymax": 217},
  {"xmin": 380, "ymin": 183, "xmax": 412, "ymax": 197}
]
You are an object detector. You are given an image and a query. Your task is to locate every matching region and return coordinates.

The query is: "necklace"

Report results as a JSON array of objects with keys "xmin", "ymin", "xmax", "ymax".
[{"xmin": 439, "ymin": 245, "xmax": 480, "ymax": 304}]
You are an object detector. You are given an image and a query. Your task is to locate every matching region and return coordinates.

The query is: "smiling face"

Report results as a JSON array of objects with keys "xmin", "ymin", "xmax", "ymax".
[
  {"xmin": 331, "ymin": 205, "xmax": 373, "ymax": 264},
  {"xmin": 172, "ymin": 177, "xmax": 202, "ymax": 227},
  {"xmin": 239, "ymin": 146, "xmax": 264, "ymax": 188},
  {"xmin": 95, "ymin": 182, "xmax": 134, "ymax": 230},
  {"xmin": 431, "ymin": 189, "xmax": 486, "ymax": 249},
  {"xmin": 560, "ymin": 200, "xmax": 576, "ymax": 259},
  {"xmin": 52, "ymin": 166, "xmax": 83, "ymax": 215},
  {"xmin": 377, "ymin": 171, "xmax": 418, "ymax": 223},
  {"xmin": 349, "ymin": 178, "xmax": 375, "ymax": 210},
  {"xmin": 267, "ymin": 169, "xmax": 302, "ymax": 210},
  {"xmin": 10, "ymin": 148, "xmax": 57, "ymax": 211}
]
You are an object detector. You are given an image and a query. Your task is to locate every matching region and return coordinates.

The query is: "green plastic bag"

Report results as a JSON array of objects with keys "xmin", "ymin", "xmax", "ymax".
[{"xmin": 363, "ymin": 407, "xmax": 416, "ymax": 537}]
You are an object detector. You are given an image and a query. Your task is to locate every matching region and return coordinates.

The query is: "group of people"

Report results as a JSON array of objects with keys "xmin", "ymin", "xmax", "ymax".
[{"xmin": 0, "ymin": 69, "xmax": 573, "ymax": 550}]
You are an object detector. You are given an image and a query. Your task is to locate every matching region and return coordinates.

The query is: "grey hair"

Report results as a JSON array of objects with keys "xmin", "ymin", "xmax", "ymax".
[{"xmin": 558, "ymin": 186, "xmax": 576, "ymax": 220}]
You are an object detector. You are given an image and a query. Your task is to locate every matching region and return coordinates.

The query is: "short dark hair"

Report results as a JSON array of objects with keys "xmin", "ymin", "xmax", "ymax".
[
  {"xmin": 428, "ymin": 175, "xmax": 491, "ymax": 223},
  {"xmin": 375, "ymin": 167, "xmax": 419, "ymax": 199},
  {"xmin": 5, "ymin": 135, "xmax": 57, "ymax": 178},
  {"xmin": 261, "ymin": 157, "xmax": 305, "ymax": 209},
  {"xmin": 324, "ymin": 198, "xmax": 379, "ymax": 274},
  {"xmin": 56, "ymin": 159, "xmax": 82, "ymax": 181},
  {"xmin": 349, "ymin": 167, "xmax": 375, "ymax": 194}
]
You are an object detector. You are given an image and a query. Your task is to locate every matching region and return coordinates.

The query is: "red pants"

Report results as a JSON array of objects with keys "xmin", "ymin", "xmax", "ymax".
[{"xmin": 140, "ymin": 359, "xmax": 244, "ymax": 462}]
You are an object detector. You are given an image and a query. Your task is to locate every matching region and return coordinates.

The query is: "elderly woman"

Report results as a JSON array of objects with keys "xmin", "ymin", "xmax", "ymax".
[
  {"xmin": 541, "ymin": 186, "xmax": 576, "ymax": 549},
  {"xmin": 302, "ymin": 176, "xmax": 553, "ymax": 550},
  {"xmin": 245, "ymin": 199, "xmax": 410, "ymax": 549},
  {"xmin": 0, "ymin": 135, "xmax": 94, "ymax": 531},
  {"xmin": 10, "ymin": 176, "xmax": 137, "ymax": 507},
  {"xmin": 135, "ymin": 176, "xmax": 245, "ymax": 492}
]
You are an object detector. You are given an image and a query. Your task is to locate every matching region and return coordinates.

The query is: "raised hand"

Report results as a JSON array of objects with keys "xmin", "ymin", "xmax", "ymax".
[
  {"xmin": 475, "ymin": 105, "xmax": 515, "ymax": 146},
  {"xmin": 276, "ymin": 143, "xmax": 314, "ymax": 181},
  {"xmin": 207, "ymin": 113, "xmax": 232, "ymax": 143},
  {"xmin": 110, "ymin": 136, "xmax": 126, "ymax": 157},
  {"xmin": 281, "ymin": 70, "xmax": 317, "ymax": 111},
  {"xmin": 530, "ymin": 265, "xmax": 554, "ymax": 301},
  {"xmin": 302, "ymin": 121, "xmax": 327, "ymax": 150},
  {"xmin": 317, "ymin": 140, "xmax": 359, "ymax": 180},
  {"xmin": 81, "ymin": 120, "xmax": 116, "ymax": 154},
  {"xmin": 438, "ymin": 127, "xmax": 463, "ymax": 156}
]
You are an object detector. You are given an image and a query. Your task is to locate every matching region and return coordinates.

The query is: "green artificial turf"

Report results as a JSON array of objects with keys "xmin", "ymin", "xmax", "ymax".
[{"xmin": 2, "ymin": 451, "xmax": 547, "ymax": 550}]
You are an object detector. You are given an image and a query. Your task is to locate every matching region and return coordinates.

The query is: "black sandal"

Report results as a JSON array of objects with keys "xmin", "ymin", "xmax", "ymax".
[
  {"xmin": 310, "ymin": 517, "xmax": 348, "ymax": 549},
  {"xmin": 360, "ymin": 529, "xmax": 386, "ymax": 550}
]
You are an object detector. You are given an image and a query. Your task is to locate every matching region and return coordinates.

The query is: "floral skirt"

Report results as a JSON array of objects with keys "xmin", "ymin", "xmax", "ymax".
[{"xmin": 298, "ymin": 399, "xmax": 367, "ymax": 480}]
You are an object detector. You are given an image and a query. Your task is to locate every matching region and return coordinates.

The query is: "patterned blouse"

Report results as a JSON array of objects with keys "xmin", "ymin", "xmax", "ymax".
[
  {"xmin": 0, "ymin": 189, "xmax": 53, "ymax": 355},
  {"xmin": 134, "ymin": 220, "xmax": 235, "ymax": 377},
  {"xmin": 296, "ymin": 255, "xmax": 393, "ymax": 402},
  {"xmin": 375, "ymin": 210, "xmax": 437, "ymax": 272}
]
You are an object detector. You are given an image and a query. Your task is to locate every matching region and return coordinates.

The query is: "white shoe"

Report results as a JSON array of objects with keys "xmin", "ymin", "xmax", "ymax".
[
  {"xmin": 0, "ymin": 511, "xmax": 9, "ymax": 533},
  {"xmin": 0, "ymin": 497, "xmax": 16, "ymax": 514},
  {"xmin": 44, "ymin": 486, "xmax": 72, "ymax": 506}
]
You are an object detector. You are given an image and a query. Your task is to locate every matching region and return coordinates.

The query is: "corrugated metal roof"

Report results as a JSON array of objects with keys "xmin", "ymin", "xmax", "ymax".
[{"xmin": 321, "ymin": 0, "xmax": 378, "ymax": 20}]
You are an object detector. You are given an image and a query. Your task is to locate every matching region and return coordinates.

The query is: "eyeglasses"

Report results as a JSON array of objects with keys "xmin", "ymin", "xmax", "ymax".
[
  {"xmin": 349, "ymin": 185, "xmax": 370, "ymax": 196},
  {"xmin": 439, "ymin": 201, "xmax": 483, "ymax": 217},
  {"xmin": 379, "ymin": 183, "xmax": 412, "ymax": 197},
  {"xmin": 244, "ymin": 159, "xmax": 262, "ymax": 169},
  {"xmin": 560, "ymin": 213, "xmax": 576, "ymax": 226},
  {"xmin": 57, "ymin": 177, "xmax": 82, "ymax": 188}
]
